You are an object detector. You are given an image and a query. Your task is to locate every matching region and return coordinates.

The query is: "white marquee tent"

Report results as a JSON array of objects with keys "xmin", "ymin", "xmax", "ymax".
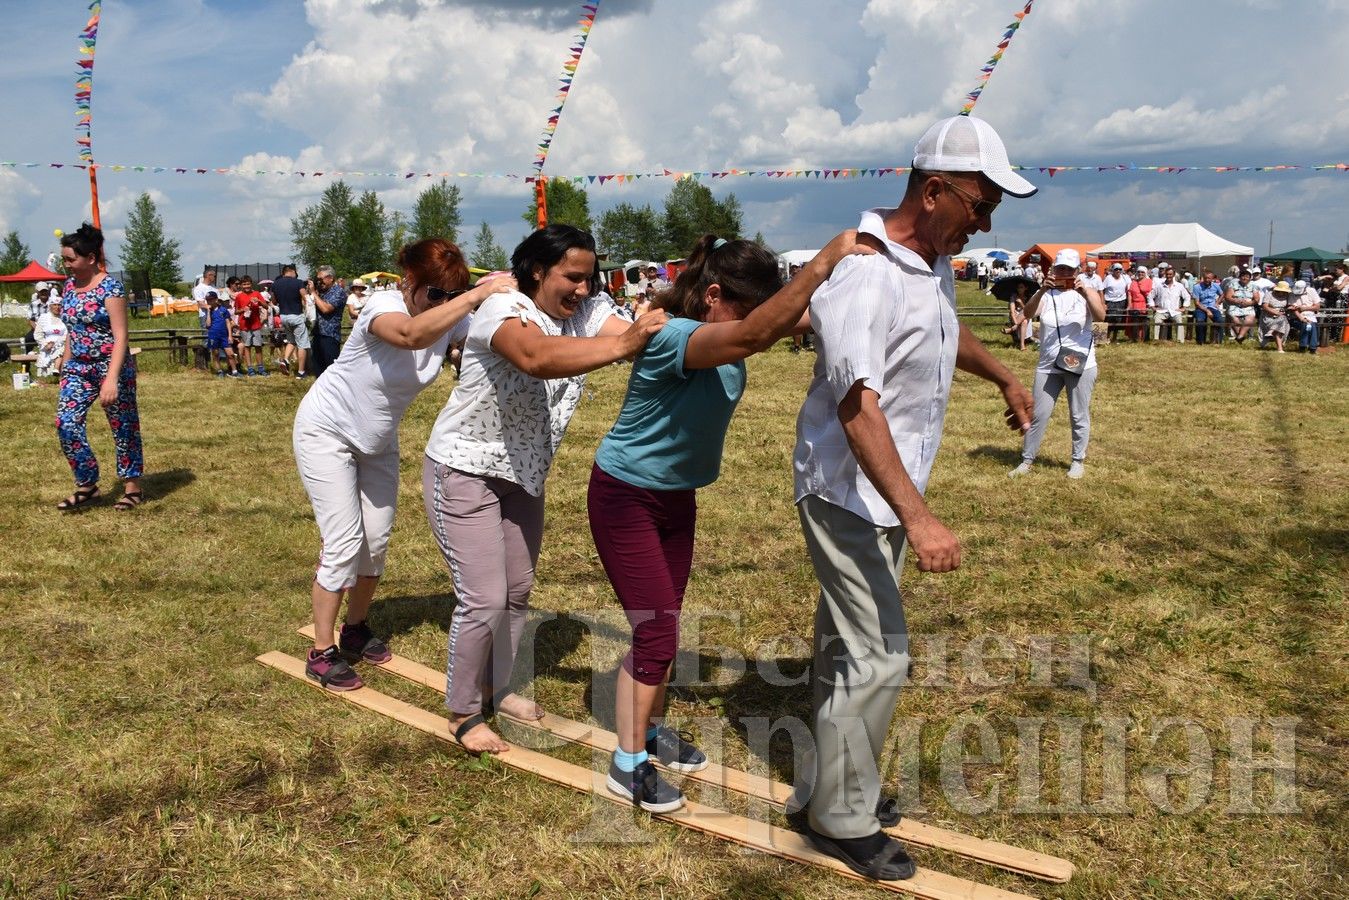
[{"xmin": 1090, "ymin": 223, "xmax": 1254, "ymax": 273}]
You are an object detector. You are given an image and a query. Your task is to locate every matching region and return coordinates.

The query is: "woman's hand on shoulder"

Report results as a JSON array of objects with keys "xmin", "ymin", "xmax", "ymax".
[
  {"xmin": 466, "ymin": 274, "xmax": 518, "ymax": 309},
  {"xmin": 619, "ymin": 308, "xmax": 668, "ymax": 357},
  {"xmin": 817, "ymin": 229, "xmax": 880, "ymax": 272}
]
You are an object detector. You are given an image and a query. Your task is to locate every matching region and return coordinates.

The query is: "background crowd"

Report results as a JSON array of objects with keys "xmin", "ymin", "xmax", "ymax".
[{"xmin": 981, "ymin": 258, "xmax": 1348, "ymax": 353}]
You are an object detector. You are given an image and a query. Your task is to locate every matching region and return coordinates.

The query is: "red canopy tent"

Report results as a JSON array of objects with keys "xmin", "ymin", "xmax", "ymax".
[{"xmin": 0, "ymin": 260, "xmax": 64, "ymax": 283}]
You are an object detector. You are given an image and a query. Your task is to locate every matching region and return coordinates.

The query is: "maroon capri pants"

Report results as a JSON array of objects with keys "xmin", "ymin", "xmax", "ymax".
[{"xmin": 587, "ymin": 464, "xmax": 696, "ymax": 685}]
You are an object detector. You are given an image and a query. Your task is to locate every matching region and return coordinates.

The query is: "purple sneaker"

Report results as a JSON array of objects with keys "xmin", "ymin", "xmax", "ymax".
[
  {"xmin": 339, "ymin": 620, "xmax": 392, "ymax": 664},
  {"xmin": 305, "ymin": 646, "xmax": 363, "ymax": 692}
]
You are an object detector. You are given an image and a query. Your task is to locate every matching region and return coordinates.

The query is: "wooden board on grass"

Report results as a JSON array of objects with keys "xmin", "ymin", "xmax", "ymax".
[
  {"xmin": 295, "ymin": 627, "xmax": 1073, "ymax": 884},
  {"xmin": 258, "ymin": 650, "xmax": 1033, "ymax": 900}
]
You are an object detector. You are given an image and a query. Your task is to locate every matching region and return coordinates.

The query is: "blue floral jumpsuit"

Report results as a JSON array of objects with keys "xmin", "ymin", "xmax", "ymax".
[{"xmin": 56, "ymin": 276, "xmax": 144, "ymax": 486}]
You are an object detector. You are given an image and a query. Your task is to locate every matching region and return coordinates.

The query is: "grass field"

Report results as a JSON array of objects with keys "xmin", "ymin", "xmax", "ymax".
[{"xmin": 1, "ymin": 292, "xmax": 1345, "ymax": 899}]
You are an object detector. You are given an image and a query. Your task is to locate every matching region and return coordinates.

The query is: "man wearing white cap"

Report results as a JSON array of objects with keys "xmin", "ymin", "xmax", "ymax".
[{"xmin": 788, "ymin": 115, "xmax": 1035, "ymax": 881}]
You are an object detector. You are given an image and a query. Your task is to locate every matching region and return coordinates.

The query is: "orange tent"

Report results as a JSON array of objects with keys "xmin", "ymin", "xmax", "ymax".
[{"xmin": 1018, "ymin": 243, "xmax": 1102, "ymax": 268}]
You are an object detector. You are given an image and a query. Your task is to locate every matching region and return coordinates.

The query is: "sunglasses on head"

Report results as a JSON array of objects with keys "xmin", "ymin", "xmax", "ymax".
[{"xmin": 426, "ymin": 286, "xmax": 468, "ymax": 304}]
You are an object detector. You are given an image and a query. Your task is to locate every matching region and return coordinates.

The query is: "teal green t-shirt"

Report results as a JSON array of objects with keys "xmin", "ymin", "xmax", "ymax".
[{"xmin": 595, "ymin": 316, "xmax": 746, "ymax": 490}]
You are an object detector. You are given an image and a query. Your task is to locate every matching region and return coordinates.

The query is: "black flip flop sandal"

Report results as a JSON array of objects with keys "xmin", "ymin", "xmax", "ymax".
[
  {"xmin": 113, "ymin": 490, "xmax": 144, "ymax": 511},
  {"xmin": 453, "ymin": 712, "xmax": 488, "ymax": 744},
  {"xmin": 488, "ymin": 690, "xmax": 545, "ymax": 724},
  {"xmin": 803, "ymin": 827, "xmax": 916, "ymax": 881},
  {"xmin": 57, "ymin": 485, "xmax": 101, "ymax": 511}
]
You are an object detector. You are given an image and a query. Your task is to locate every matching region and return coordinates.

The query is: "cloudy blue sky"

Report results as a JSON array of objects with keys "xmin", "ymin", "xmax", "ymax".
[{"xmin": 2, "ymin": 0, "xmax": 1348, "ymax": 279}]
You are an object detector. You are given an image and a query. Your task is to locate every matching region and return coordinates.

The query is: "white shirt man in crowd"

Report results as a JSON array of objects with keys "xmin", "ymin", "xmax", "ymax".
[
  {"xmin": 1080, "ymin": 260, "xmax": 1104, "ymax": 292},
  {"xmin": 789, "ymin": 114, "xmax": 1035, "ymax": 881},
  {"xmin": 1100, "ymin": 262, "xmax": 1130, "ymax": 343},
  {"xmin": 1148, "ymin": 266, "xmax": 1192, "ymax": 342},
  {"xmin": 192, "ymin": 269, "xmax": 219, "ymax": 330}
]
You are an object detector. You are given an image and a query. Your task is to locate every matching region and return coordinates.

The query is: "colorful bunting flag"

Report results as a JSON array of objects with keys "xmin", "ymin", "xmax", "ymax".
[
  {"xmin": 4, "ymin": 159, "xmax": 1345, "ymax": 183},
  {"xmin": 960, "ymin": 0, "xmax": 1033, "ymax": 116},
  {"xmin": 532, "ymin": 2, "xmax": 600, "ymax": 173},
  {"xmin": 75, "ymin": 1, "xmax": 101, "ymax": 162}
]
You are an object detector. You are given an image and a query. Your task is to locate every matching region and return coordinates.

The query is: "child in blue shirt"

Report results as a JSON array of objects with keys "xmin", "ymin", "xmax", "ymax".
[
  {"xmin": 588, "ymin": 231, "xmax": 870, "ymax": 813},
  {"xmin": 204, "ymin": 293, "xmax": 240, "ymax": 377}
]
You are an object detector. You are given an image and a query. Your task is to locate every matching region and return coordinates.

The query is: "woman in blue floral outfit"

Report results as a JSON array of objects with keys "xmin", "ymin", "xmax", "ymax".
[{"xmin": 54, "ymin": 223, "xmax": 145, "ymax": 511}]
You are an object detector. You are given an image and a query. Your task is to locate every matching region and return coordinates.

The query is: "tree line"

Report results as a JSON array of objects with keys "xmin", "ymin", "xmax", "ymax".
[{"xmin": 1, "ymin": 176, "xmax": 755, "ymax": 299}]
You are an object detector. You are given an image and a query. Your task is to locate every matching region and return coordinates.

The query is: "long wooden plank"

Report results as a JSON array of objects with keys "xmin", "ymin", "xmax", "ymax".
[
  {"xmin": 258, "ymin": 651, "xmax": 1034, "ymax": 900},
  {"xmin": 296, "ymin": 627, "xmax": 1073, "ymax": 883}
]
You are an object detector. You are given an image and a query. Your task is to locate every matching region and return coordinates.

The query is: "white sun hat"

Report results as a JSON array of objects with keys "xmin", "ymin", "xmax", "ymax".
[{"xmin": 912, "ymin": 115, "xmax": 1037, "ymax": 198}]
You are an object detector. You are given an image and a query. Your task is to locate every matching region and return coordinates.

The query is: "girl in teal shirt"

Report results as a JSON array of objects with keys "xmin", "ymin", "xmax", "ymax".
[{"xmin": 588, "ymin": 231, "xmax": 869, "ymax": 812}]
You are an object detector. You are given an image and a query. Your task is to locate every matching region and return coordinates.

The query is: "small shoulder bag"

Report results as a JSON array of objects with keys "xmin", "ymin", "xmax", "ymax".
[{"xmin": 1050, "ymin": 291, "xmax": 1090, "ymax": 375}]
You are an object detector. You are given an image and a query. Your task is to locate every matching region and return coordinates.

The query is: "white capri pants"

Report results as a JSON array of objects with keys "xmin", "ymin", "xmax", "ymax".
[{"xmin": 293, "ymin": 413, "xmax": 400, "ymax": 593}]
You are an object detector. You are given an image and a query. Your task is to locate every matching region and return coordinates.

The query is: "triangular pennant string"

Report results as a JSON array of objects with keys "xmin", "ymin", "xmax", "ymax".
[
  {"xmin": 74, "ymin": 1, "xmax": 101, "ymax": 162},
  {"xmin": 960, "ymin": 0, "xmax": 1033, "ymax": 116},
  {"xmin": 532, "ymin": 0, "xmax": 602, "ymax": 173}
]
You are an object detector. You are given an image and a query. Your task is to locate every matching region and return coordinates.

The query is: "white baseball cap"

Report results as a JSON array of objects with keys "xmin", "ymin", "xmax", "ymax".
[
  {"xmin": 1111, "ymin": 262, "xmax": 1124, "ymax": 270},
  {"xmin": 1086, "ymin": 260, "xmax": 1097, "ymax": 269},
  {"xmin": 1053, "ymin": 248, "xmax": 1080, "ymax": 269},
  {"xmin": 35, "ymin": 281, "xmax": 49, "ymax": 291},
  {"xmin": 351, "ymin": 278, "xmax": 366, "ymax": 288},
  {"xmin": 912, "ymin": 115, "xmax": 1037, "ymax": 198},
  {"xmin": 1292, "ymin": 279, "xmax": 1308, "ymax": 295}
]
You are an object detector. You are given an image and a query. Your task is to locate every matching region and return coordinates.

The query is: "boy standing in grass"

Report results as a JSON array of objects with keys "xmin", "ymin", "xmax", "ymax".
[
  {"xmin": 204, "ymin": 293, "xmax": 240, "ymax": 377},
  {"xmin": 233, "ymin": 276, "xmax": 269, "ymax": 376}
]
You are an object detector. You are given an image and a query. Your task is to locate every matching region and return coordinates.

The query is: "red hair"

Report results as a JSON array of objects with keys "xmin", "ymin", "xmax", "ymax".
[{"xmin": 397, "ymin": 238, "xmax": 469, "ymax": 295}]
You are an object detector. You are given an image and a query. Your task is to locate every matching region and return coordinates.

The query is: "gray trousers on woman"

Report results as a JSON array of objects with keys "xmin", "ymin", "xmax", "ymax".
[
  {"xmin": 423, "ymin": 458, "xmax": 545, "ymax": 716},
  {"xmin": 1021, "ymin": 366, "xmax": 1099, "ymax": 464}
]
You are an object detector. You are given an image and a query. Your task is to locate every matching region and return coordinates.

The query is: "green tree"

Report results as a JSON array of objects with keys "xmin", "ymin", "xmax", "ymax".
[
  {"xmin": 386, "ymin": 210, "xmax": 410, "ymax": 265},
  {"xmin": 662, "ymin": 179, "xmax": 743, "ymax": 256},
  {"xmin": 522, "ymin": 178, "xmax": 593, "ymax": 234},
  {"xmin": 597, "ymin": 203, "xmax": 665, "ymax": 262},
  {"xmin": 0, "ymin": 230, "xmax": 32, "ymax": 300},
  {"xmin": 346, "ymin": 190, "xmax": 391, "ymax": 277},
  {"xmin": 290, "ymin": 180, "xmax": 356, "ymax": 276},
  {"xmin": 1, "ymin": 230, "xmax": 32, "ymax": 273},
  {"xmin": 471, "ymin": 222, "xmax": 510, "ymax": 272},
  {"xmin": 411, "ymin": 179, "xmax": 462, "ymax": 244},
  {"xmin": 120, "ymin": 193, "xmax": 182, "ymax": 291}
]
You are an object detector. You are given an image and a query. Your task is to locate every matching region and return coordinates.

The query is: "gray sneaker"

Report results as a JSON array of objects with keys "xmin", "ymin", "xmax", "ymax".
[
  {"xmin": 606, "ymin": 758, "xmax": 685, "ymax": 813},
  {"xmin": 1067, "ymin": 461, "xmax": 1085, "ymax": 479},
  {"xmin": 646, "ymin": 725, "xmax": 708, "ymax": 773},
  {"xmin": 1008, "ymin": 461, "xmax": 1033, "ymax": 478}
]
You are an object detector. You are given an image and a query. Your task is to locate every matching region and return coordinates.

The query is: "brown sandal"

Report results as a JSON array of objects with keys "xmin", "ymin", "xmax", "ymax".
[
  {"xmin": 113, "ymin": 490, "xmax": 143, "ymax": 511},
  {"xmin": 57, "ymin": 485, "xmax": 101, "ymax": 511}
]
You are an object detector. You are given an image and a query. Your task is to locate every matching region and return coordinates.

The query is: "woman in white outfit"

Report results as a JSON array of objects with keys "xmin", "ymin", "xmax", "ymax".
[
  {"xmin": 1009, "ymin": 248, "xmax": 1105, "ymax": 480},
  {"xmin": 420, "ymin": 224, "xmax": 667, "ymax": 755},
  {"xmin": 35, "ymin": 297, "xmax": 68, "ymax": 377},
  {"xmin": 293, "ymin": 238, "xmax": 517, "ymax": 692}
]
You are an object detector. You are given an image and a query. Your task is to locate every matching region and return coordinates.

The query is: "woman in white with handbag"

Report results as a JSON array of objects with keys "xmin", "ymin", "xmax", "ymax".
[{"xmin": 1008, "ymin": 248, "xmax": 1105, "ymax": 480}]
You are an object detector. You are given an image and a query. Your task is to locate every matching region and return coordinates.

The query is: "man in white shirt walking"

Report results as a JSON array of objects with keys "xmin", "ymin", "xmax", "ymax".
[{"xmin": 788, "ymin": 115, "xmax": 1036, "ymax": 882}]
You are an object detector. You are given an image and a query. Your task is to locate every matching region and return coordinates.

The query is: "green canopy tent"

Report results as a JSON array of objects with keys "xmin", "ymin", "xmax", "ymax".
[{"xmin": 1263, "ymin": 246, "xmax": 1344, "ymax": 274}]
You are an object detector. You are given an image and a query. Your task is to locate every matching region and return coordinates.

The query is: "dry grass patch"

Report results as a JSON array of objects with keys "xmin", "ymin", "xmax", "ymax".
[{"xmin": 1, "ymin": 297, "xmax": 1344, "ymax": 898}]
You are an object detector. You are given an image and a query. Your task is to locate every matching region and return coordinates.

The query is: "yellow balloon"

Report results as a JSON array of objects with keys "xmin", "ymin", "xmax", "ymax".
[{"xmin": 53, "ymin": 228, "xmax": 64, "ymax": 237}]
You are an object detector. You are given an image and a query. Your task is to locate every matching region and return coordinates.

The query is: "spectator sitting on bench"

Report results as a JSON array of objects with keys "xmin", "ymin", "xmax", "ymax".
[{"xmin": 35, "ymin": 296, "xmax": 68, "ymax": 378}]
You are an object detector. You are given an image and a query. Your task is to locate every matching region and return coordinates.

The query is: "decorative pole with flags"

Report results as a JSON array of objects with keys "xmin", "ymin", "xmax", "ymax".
[
  {"xmin": 960, "ymin": 0, "xmax": 1033, "ymax": 116},
  {"xmin": 531, "ymin": 2, "xmax": 600, "ymax": 228},
  {"xmin": 76, "ymin": 1, "xmax": 103, "ymax": 230}
]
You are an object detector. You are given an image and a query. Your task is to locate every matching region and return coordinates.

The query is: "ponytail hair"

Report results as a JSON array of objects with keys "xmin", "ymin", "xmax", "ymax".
[
  {"xmin": 60, "ymin": 222, "xmax": 105, "ymax": 266},
  {"xmin": 656, "ymin": 236, "xmax": 782, "ymax": 320}
]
